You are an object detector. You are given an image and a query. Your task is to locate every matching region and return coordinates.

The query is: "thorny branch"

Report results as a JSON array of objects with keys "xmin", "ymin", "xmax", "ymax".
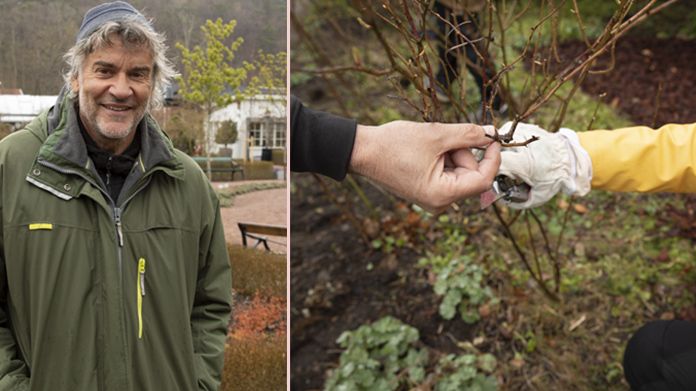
[{"xmin": 294, "ymin": 0, "xmax": 677, "ymax": 299}]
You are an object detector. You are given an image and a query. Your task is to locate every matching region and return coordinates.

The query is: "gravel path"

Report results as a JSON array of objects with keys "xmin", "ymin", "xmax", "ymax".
[{"xmin": 216, "ymin": 181, "xmax": 288, "ymax": 253}]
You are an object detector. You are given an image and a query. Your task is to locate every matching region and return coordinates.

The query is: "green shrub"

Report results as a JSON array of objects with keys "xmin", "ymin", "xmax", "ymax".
[
  {"xmin": 228, "ymin": 244, "xmax": 286, "ymax": 297},
  {"xmin": 217, "ymin": 181, "xmax": 286, "ymax": 207},
  {"xmin": 271, "ymin": 149, "xmax": 286, "ymax": 165},
  {"xmin": 240, "ymin": 160, "xmax": 275, "ymax": 180},
  {"xmin": 220, "ymin": 334, "xmax": 286, "ymax": 391},
  {"xmin": 192, "ymin": 159, "xmax": 276, "ymax": 181}
]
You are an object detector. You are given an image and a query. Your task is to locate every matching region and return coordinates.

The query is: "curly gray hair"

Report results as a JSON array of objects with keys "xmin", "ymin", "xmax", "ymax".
[{"xmin": 63, "ymin": 16, "xmax": 177, "ymax": 110}]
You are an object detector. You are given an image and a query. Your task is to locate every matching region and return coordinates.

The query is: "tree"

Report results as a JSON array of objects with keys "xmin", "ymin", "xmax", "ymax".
[
  {"xmin": 215, "ymin": 119, "xmax": 238, "ymax": 148},
  {"xmin": 247, "ymin": 50, "xmax": 287, "ymax": 97},
  {"xmin": 0, "ymin": 123, "xmax": 12, "ymax": 141},
  {"xmin": 151, "ymin": 105, "xmax": 205, "ymax": 156},
  {"xmin": 176, "ymin": 18, "xmax": 249, "ymax": 179}
]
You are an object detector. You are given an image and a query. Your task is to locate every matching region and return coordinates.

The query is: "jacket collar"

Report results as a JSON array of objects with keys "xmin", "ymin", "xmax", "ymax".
[{"xmin": 36, "ymin": 90, "xmax": 183, "ymax": 181}]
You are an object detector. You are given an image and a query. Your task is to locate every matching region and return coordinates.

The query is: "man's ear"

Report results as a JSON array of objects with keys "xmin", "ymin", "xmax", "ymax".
[{"xmin": 70, "ymin": 77, "xmax": 79, "ymax": 95}]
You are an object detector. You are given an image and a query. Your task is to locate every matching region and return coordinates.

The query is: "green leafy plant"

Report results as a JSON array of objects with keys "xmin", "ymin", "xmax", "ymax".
[
  {"xmin": 429, "ymin": 254, "xmax": 496, "ymax": 323},
  {"xmin": 246, "ymin": 50, "xmax": 287, "ymax": 96},
  {"xmin": 325, "ymin": 317, "xmax": 499, "ymax": 390},
  {"xmin": 324, "ymin": 316, "xmax": 428, "ymax": 391},
  {"xmin": 419, "ymin": 226, "xmax": 496, "ymax": 324},
  {"xmin": 434, "ymin": 353, "xmax": 497, "ymax": 391}
]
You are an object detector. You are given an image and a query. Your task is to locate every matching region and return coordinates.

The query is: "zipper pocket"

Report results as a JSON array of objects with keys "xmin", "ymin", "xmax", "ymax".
[{"xmin": 137, "ymin": 257, "xmax": 146, "ymax": 339}]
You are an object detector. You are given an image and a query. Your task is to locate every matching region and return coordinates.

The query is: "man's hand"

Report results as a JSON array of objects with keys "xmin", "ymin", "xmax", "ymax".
[
  {"xmin": 349, "ymin": 120, "xmax": 501, "ymax": 213},
  {"xmin": 498, "ymin": 122, "xmax": 592, "ymax": 208}
]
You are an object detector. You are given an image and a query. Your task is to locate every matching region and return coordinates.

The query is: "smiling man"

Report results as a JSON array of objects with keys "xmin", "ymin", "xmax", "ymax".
[{"xmin": 0, "ymin": 2, "xmax": 231, "ymax": 390}]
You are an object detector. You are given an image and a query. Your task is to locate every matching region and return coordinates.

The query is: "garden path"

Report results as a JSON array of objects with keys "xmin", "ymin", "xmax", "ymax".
[{"xmin": 216, "ymin": 180, "xmax": 288, "ymax": 254}]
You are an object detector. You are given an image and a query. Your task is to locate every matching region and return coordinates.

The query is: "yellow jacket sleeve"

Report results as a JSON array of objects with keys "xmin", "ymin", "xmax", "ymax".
[{"xmin": 578, "ymin": 123, "xmax": 696, "ymax": 193}]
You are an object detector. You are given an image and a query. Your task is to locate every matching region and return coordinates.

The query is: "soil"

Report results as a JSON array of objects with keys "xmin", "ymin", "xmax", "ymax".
[
  {"xmin": 552, "ymin": 36, "xmax": 696, "ymax": 127},
  {"xmin": 290, "ymin": 175, "xmax": 476, "ymax": 391},
  {"xmin": 290, "ymin": 37, "xmax": 696, "ymax": 390}
]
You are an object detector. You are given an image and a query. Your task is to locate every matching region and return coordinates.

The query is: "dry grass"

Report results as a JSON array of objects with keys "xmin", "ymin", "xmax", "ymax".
[
  {"xmin": 220, "ymin": 334, "xmax": 287, "ymax": 391},
  {"xmin": 228, "ymin": 244, "xmax": 286, "ymax": 297}
]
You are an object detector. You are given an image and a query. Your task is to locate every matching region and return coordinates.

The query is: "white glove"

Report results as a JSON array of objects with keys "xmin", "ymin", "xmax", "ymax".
[{"xmin": 497, "ymin": 122, "xmax": 592, "ymax": 209}]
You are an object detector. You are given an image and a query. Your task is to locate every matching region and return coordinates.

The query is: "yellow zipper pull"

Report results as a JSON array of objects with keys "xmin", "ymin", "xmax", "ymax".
[
  {"xmin": 139, "ymin": 258, "xmax": 146, "ymax": 296},
  {"xmin": 137, "ymin": 257, "xmax": 146, "ymax": 339}
]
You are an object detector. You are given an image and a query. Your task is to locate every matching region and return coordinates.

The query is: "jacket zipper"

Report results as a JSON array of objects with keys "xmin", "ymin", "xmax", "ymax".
[
  {"xmin": 136, "ymin": 257, "xmax": 146, "ymax": 339},
  {"xmin": 37, "ymin": 159, "xmax": 156, "ymax": 337}
]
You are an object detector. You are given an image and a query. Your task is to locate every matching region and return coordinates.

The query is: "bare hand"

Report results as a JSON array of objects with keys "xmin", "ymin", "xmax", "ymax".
[{"xmin": 349, "ymin": 121, "xmax": 501, "ymax": 213}]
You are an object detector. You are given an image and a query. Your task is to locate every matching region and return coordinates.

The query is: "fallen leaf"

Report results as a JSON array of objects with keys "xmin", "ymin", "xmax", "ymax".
[
  {"xmin": 660, "ymin": 312, "xmax": 675, "ymax": 321},
  {"xmin": 510, "ymin": 357, "xmax": 525, "ymax": 369},
  {"xmin": 479, "ymin": 304, "xmax": 491, "ymax": 318},
  {"xmin": 362, "ymin": 218, "xmax": 380, "ymax": 238},
  {"xmin": 558, "ymin": 199, "xmax": 569, "ymax": 210},
  {"xmin": 573, "ymin": 203, "xmax": 588, "ymax": 214},
  {"xmin": 568, "ymin": 314, "xmax": 587, "ymax": 332}
]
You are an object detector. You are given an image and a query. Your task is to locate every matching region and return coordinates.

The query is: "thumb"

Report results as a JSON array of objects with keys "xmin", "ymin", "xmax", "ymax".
[
  {"xmin": 436, "ymin": 123, "xmax": 493, "ymax": 150},
  {"xmin": 449, "ymin": 142, "xmax": 501, "ymax": 198}
]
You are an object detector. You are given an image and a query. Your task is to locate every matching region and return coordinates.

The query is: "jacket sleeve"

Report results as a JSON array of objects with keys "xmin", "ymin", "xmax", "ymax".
[
  {"xmin": 0, "ymin": 208, "xmax": 30, "ymax": 391},
  {"xmin": 290, "ymin": 95, "xmax": 358, "ymax": 181},
  {"xmin": 578, "ymin": 123, "xmax": 696, "ymax": 193},
  {"xmin": 191, "ymin": 191, "xmax": 232, "ymax": 391}
]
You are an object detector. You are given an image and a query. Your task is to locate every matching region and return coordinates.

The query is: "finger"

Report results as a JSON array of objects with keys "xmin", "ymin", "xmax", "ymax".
[
  {"xmin": 444, "ymin": 152, "xmax": 455, "ymax": 169},
  {"xmin": 450, "ymin": 148, "xmax": 478, "ymax": 170},
  {"xmin": 477, "ymin": 142, "xmax": 501, "ymax": 184},
  {"xmin": 445, "ymin": 143, "xmax": 500, "ymax": 197},
  {"xmin": 482, "ymin": 125, "xmax": 496, "ymax": 137},
  {"xmin": 434, "ymin": 123, "xmax": 494, "ymax": 150}
]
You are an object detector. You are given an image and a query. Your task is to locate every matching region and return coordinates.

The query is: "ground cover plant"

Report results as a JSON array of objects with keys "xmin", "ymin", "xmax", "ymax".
[
  {"xmin": 217, "ymin": 181, "xmax": 288, "ymax": 207},
  {"xmin": 291, "ymin": 0, "xmax": 696, "ymax": 389}
]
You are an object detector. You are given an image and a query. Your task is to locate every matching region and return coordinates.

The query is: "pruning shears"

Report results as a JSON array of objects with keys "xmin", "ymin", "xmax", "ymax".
[{"xmin": 480, "ymin": 175, "xmax": 531, "ymax": 209}]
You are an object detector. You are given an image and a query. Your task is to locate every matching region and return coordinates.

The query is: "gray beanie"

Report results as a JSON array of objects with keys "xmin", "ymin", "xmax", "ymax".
[{"xmin": 76, "ymin": 1, "xmax": 150, "ymax": 42}]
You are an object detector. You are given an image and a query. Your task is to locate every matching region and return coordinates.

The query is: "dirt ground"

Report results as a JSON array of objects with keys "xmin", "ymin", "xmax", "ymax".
[
  {"xmin": 215, "ymin": 180, "xmax": 288, "ymax": 254},
  {"xmin": 290, "ymin": 37, "xmax": 696, "ymax": 390},
  {"xmin": 553, "ymin": 36, "xmax": 696, "ymax": 127}
]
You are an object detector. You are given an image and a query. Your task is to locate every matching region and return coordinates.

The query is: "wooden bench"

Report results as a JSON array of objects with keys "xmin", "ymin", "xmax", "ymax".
[
  {"xmin": 238, "ymin": 222, "xmax": 287, "ymax": 251},
  {"xmin": 192, "ymin": 157, "xmax": 245, "ymax": 181},
  {"xmin": 209, "ymin": 165, "xmax": 245, "ymax": 181}
]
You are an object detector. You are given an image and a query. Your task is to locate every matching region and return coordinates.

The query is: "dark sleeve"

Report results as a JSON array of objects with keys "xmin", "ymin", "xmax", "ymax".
[{"xmin": 290, "ymin": 95, "xmax": 357, "ymax": 181}]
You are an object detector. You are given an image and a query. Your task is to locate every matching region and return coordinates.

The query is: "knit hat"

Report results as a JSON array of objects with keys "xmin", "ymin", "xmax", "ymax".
[{"xmin": 76, "ymin": 1, "xmax": 150, "ymax": 42}]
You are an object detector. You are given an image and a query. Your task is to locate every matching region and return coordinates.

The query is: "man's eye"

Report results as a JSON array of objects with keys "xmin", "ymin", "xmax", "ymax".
[{"xmin": 96, "ymin": 68, "xmax": 112, "ymax": 76}]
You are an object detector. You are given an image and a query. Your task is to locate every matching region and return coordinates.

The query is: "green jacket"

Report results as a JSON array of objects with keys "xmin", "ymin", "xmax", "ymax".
[{"xmin": 0, "ymin": 95, "xmax": 232, "ymax": 390}]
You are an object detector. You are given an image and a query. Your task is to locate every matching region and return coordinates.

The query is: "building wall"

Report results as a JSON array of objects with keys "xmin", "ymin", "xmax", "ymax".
[
  {"xmin": 210, "ymin": 94, "xmax": 286, "ymax": 161},
  {"xmin": 0, "ymin": 95, "xmax": 58, "ymax": 128}
]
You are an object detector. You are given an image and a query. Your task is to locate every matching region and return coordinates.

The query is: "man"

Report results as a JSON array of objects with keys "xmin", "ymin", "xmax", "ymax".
[
  {"xmin": 290, "ymin": 96, "xmax": 501, "ymax": 213},
  {"xmin": 0, "ymin": 2, "xmax": 231, "ymax": 390},
  {"xmin": 433, "ymin": 0, "xmax": 504, "ymax": 114},
  {"xmin": 497, "ymin": 121, "xmax": 696, "ymax": 390}
]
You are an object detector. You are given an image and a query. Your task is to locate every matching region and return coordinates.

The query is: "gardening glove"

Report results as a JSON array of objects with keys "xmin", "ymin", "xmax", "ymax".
[{"xmin": 497, "ymin": 121, "xmax": 592, "ymax": 209}]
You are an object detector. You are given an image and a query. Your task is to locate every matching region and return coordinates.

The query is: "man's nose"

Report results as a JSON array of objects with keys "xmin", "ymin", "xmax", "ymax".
[{"xmin": 109, "ymin": 73, "xmax": 133, "ymax": 100}]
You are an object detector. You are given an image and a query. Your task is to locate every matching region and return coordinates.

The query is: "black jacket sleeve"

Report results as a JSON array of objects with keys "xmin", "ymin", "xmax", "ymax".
[{"xmin": 290, "ymin": 95, "xmax": 357, "ymax": 181}]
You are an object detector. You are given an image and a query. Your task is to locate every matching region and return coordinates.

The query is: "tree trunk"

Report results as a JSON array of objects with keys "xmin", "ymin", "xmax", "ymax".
[{"xmin": 205, "ymin": 108, "xmax": 212, "ymax": 180}]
